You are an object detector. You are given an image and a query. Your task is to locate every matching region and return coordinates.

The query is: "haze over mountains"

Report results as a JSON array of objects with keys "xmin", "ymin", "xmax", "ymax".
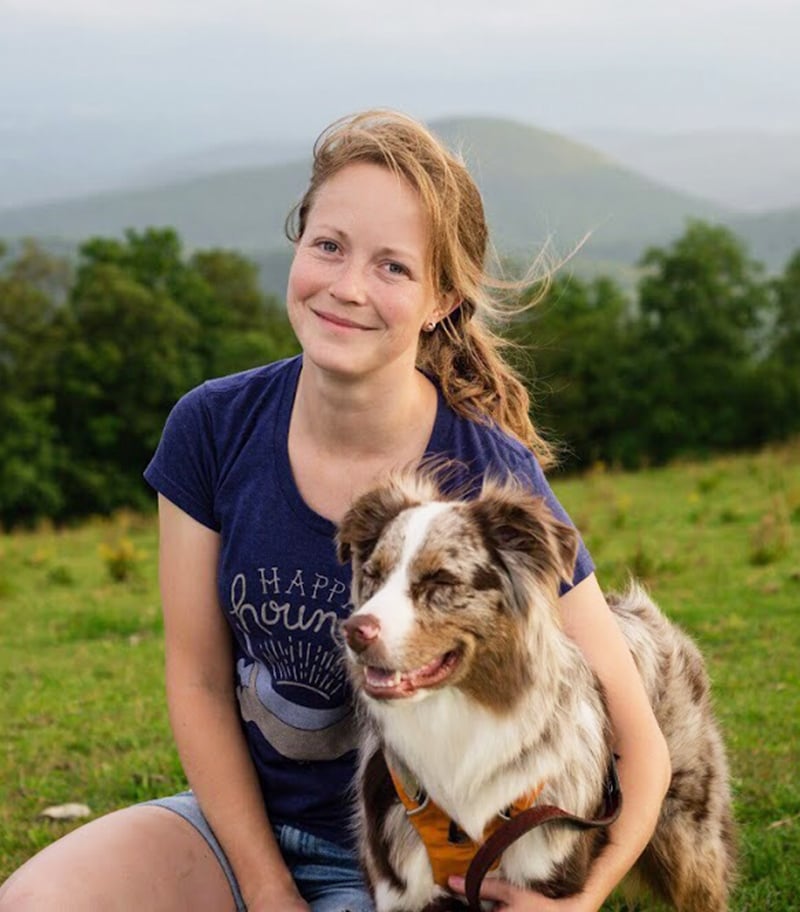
[
  {"xmin": 573, "ymin": 128, "xmax": 800, "ymax": 213},
  {"xmin": 1, "ymin": 116, "xmax": 798, "ymax": 298}
]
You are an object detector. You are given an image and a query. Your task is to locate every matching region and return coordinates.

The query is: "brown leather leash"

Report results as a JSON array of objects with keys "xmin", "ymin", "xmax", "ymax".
[{"xmin": 464, "ymin": 759, "xmax": 622, "ymax": 912}]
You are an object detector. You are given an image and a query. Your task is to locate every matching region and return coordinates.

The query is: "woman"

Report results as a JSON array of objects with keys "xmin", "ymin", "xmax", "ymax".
[{"xmin": 0, "ymin": 110, "xmax": 670, "ymax": 912}]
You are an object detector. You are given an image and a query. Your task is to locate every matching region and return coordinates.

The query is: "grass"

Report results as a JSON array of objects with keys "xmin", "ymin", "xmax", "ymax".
[{"xmin": 1, "ymin": 443, "xmax": 798, "ymax": 908}]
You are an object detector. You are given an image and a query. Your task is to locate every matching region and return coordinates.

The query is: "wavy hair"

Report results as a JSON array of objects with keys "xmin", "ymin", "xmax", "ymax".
[{"xmin": 285, "ymin": 109, "xmax": 555, "ymax": 468}]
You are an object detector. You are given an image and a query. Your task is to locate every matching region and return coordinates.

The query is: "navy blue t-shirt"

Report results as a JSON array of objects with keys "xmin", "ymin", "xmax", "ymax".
[{"xmin": 144, "ymin": 354, "xmax": 593, "ymax": 846}]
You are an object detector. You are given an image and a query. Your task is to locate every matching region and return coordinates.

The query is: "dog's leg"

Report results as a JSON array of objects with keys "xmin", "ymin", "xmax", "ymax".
[
  {"xmin": 359, "ymin": 748, "xmax": 444, "ymax": 912},
  {"xmin": 636, "ymin": 771, "xmax": 736, "ymax": 912},
  {"xmin": 610, "ymin": 586, "xmax": 736, "ymax": 910}
]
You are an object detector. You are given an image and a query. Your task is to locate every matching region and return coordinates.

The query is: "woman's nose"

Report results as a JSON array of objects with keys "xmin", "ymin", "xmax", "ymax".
[{"xmin": 329, "ymin": 260, "xmax": 367, "ymax": 304}]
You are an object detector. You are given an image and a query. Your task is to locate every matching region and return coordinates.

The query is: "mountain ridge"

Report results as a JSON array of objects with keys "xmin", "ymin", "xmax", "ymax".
[{"xmin": 0, "ymin": 116, "xmax": 797, "ymax": 291}]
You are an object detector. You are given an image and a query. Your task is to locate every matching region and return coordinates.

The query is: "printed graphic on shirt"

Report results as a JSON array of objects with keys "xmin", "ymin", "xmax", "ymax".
[{"xmin": 228, "ymin": 565, "xmax": 359, "ymax": 761}]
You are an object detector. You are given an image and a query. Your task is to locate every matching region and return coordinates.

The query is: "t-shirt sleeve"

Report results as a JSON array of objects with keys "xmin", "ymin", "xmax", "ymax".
[
  {"xmin": 143, "ymin": 384, "xmax": 220, "ymax": 531},
  {"xmin": 513, "ymin": 454, "xmax": 595, "ymax": 593}
]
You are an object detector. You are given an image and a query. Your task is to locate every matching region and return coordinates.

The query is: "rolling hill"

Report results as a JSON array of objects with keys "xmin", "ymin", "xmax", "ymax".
[
  {"xmin": 1, "ymin": 117, "xmax": 798, "ymax": 299},
  {"xmin": 725, "ymin": 206, "xmax": 800, "ymax": 271},
  {"xmin": 572, "ymin": 127, "xmax": 800, "ymax": 212}
]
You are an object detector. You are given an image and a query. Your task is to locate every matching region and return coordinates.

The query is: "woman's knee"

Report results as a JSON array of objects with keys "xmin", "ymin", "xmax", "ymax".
[{"xmin": 0, "ymin": 805, "xmax": 235, "ymax": 912}]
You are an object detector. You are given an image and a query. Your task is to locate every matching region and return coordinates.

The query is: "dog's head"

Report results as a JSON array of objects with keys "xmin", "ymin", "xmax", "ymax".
[{"xmin": 337, "ymin": 472, "xmax": 578, "ymax": 712}]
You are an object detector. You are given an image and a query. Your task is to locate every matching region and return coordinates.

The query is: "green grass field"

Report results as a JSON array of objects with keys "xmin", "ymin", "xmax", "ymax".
[{"xmin": 1, "ymin": 443, "xmax": 798, "ymax": 908}]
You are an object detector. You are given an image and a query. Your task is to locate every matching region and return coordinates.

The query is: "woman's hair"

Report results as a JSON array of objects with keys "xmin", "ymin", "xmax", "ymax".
[{"xmin": 285, "ymin": 109, "xmax": 555, "ymax": 468}]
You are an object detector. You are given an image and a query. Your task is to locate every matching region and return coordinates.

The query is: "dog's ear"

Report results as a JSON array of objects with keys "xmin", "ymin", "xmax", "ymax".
[
  {"xmin": 470, "ymin": 481, "xmax": 580, "ymax": 590},
  {"xmin": 336, "ymin": 480, "xmax": 417, "ymax": 566}
]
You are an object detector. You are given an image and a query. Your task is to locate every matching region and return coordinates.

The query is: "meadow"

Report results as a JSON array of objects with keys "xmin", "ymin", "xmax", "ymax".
[{"xmin": 0, "ymin": 443, "xmax": 798, "ymax": 909}]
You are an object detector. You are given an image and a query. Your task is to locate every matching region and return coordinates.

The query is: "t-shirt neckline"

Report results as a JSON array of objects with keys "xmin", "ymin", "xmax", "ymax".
[{"xmin": 273, "ymin": 355, "xmax": 455, "ymax": 535}]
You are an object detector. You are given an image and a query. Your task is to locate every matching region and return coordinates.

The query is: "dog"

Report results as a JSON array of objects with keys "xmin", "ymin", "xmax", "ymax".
[{"xmin": 337, "ymin": 472, "xmax": 735, "ymax": 912}]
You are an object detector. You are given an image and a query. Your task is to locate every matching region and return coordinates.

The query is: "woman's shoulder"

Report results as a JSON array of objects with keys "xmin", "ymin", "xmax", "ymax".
[
  {"xmin": 446, "ymin": 408, "xmax": 544, "ymax": 478},
  {"xmin": 177, "ymin": 356, "xmax": 301, "ymax": 416},
  {"xmin": 198, "ymin": 355, "xmax": 300, "ymax": 399}
]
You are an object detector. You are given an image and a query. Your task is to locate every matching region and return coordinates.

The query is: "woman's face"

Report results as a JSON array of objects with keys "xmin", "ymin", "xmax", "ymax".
[{"xmin": 286, "ymin": 162, "xmax": 443, "ymax": 382}]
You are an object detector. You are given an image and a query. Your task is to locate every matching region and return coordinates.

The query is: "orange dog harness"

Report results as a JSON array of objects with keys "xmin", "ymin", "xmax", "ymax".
[{"xmin": 387, "ymin": 763, "xmax": 545, "ymax": 887}]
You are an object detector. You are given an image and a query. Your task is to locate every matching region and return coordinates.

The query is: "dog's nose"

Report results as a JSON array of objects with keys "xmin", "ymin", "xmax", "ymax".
[{"xmin": 342, "ymin": 613, "xmax": 381, "ymax": 653}]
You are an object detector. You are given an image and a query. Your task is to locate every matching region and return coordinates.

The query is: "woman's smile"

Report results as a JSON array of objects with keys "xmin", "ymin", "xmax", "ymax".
[{"xmin": 311, "ymin": 307, "xmax": 376, "ymax": 331}]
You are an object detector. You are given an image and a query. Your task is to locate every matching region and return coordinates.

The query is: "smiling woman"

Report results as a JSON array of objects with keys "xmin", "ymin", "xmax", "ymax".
[
  {"xmin": 0, "ymin": 109, "xmax": 671, "ymax": 912},
  {"xmin": 285, "ymin": 162, "xmax": 439, "ymax": 383}
]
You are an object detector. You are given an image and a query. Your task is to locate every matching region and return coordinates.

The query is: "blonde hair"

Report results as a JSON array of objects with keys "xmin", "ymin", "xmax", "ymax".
[{"xmin": 285, "ymin": 109, "xmax": 555, "ymax": 468}]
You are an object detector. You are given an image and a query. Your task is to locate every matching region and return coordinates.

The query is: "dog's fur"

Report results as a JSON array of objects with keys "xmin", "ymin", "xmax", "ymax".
[{"xmin": 337, "ymin": 473, "xmax": 736, "ymax": 912}]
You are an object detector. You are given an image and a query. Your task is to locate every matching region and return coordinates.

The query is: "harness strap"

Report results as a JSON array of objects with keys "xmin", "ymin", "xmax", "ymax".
[
  {"xmin": 387, "ymin": 761, "xmax": 544, "ymax": 888},
  {"xmin": 464, "ymin": 757, "xmax": 622, "ymax": 912}
]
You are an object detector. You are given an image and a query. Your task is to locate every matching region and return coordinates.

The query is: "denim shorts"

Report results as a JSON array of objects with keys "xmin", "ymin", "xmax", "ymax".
[{"xmin": 143, "ymin": 791, "xmax": 374, "ymax": 912}]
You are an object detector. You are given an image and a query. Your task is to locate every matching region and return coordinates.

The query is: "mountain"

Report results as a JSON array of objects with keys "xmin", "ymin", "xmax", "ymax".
[
  {"xmin": 1, "ymin": 116, "xmax": 797, "ymax": 301},
  {"xmin": 725, "ymin": 206, "xmax": 800, "ymax": 270},
  {"xmin": 128, "ymin": 138, "xmax": 309, "ymax": 187},
  {"xmin": 428, "ymin": 118, "xmax": 727, "ymax": 264},
  {"xmin": 572, "ymin": 128, "xmax": 800, "ymax": 212},
  {"xmin": 0, "ymin": 159, "xmax": 311, "ymax": 252}
]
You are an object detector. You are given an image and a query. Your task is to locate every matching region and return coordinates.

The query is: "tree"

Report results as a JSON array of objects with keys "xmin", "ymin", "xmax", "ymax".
[
  {"xmin": 54, "ymin": 233, "xmax": 205, "ymax": 515},
  {"xmin": 0, "ymin": 241, "xmax": 71, "ymax": 526},
  {"xmin": 509, "ymin": 273, "xmax": 641, "ymax": 468},
  {"xmin": 189, "ymin": 248, "xmax": 299, "ymax": 376},
  {"xmin": 52, "ymin": 229, "xmax": 299, "ymax": 518},
  {"xmin": 634, "ymin": 221, "xmax": 769, "ymax": 459},
  {"xmin": 753, "ymin": 249, "xmax": 800, "ymax": 440}
]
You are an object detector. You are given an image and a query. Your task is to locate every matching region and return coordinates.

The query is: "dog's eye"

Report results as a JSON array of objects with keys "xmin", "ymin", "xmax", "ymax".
[
  {"xmin": 421, "ymin": 569, "xmax": 459, "ymax": 588},
  {"xmin": 359, "ymin": 563, "xmax": 385, "ymax": 594}
]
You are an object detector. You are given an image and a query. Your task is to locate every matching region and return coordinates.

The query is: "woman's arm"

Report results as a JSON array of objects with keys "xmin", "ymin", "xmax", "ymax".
[
  {"xmin": 556, "ymin": 572, "xmax": 672, "ymax": 908},
  {"xmin": 451, "ymin": 572, "xmax": 671, "ymax": 911},
  {"xmin": 157, "ymin": 494, "xmax": 310, "ymax": 912}
]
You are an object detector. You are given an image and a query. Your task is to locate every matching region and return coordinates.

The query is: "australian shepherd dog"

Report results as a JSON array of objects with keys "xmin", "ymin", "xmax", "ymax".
[{"xmin": 337, "ymin": 473, "xmax": 735, "ymax": 912}]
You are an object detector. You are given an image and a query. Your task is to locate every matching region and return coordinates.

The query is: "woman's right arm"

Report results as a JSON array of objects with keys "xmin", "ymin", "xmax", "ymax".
[{"xmin": 157, "ymin": 494, "xmax": 310, "ymax": 912}]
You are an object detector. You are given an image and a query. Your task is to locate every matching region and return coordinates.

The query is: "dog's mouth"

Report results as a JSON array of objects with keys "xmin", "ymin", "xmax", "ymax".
[{"xmin": 362, "ymin": 648, "xmax": 462, "ymax": 700}]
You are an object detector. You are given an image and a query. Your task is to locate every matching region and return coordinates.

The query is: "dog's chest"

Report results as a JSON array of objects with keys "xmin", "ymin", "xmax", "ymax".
[{"xmin": 375, "ymin": 693, "xmax": 548, "ymax": 840}]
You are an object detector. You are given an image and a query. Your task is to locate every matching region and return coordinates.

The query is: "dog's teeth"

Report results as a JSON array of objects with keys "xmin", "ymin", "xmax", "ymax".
[{"xmin": 366, "ymin": 668, "xmax": 401, "ymax": 688}]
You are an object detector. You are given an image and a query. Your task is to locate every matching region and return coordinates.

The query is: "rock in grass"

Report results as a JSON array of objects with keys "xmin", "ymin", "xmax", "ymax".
[{"xmin": 39, "ymin": 803, "xmax": 92, "ymax": 821}]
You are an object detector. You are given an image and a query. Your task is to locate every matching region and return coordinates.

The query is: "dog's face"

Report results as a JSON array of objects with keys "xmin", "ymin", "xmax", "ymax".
[{"xmin": 337, "ymin": 474, "xmax": 578, "ymax": 712}]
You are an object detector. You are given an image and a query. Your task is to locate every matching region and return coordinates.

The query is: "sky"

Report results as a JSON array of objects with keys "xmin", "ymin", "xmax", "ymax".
[{"xmin": 2, "ymin": 0, "xmax": 799, "ymax": 144}]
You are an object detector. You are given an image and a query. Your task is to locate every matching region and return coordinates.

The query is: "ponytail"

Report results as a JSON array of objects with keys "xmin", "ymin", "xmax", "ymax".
[{"xmin": 417, "ymin": 292, "xmax": 556, "ymax": 470}]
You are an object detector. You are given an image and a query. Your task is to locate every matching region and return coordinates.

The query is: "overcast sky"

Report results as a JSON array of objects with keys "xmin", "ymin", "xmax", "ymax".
[{"xmin": 2, "ymin": 0, "xmax": 799, "ymax": 144}]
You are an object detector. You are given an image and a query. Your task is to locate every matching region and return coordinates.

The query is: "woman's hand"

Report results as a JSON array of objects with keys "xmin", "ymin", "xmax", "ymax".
[{"xmin": 447, "ymin": 875, "xmax": 600, "ymax": 912}]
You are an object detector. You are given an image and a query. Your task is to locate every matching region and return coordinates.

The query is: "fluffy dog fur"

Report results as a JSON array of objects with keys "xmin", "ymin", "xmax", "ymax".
[{"xmin": 337, "ymin": 473, "xmax": 735, "ymax": 911}]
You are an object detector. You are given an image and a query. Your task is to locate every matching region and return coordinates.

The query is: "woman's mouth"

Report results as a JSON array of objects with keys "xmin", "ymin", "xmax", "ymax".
[{"xmin": 313, "ymin": 309, "xmax": 373, "ymax": 330}]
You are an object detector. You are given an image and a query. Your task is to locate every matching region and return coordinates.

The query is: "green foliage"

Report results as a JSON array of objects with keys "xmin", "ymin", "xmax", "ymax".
[
  {"xmin": 510, "ymin": 272, "xmax": 642, "ymax": 467},
  {"xmin": 0, "ymin": 229, "xmax": 299, "ymax": 527},
  {"xmin": 511, "ymin": 222, "xmax": 800, "ymax": 471},
  {"xmin": 0, "ymin": 241, "xmax": 72, "ymax": 526},
  {"xmin": 98, "ymin": 538, "xmax": 144, "ymax": 583},
  {"xmin": 1, "ymin": 221, "xmax": 799, "ymax": 524},
  {"xmin": 54, "ymin": 231, "xmax": 205, "ymax": 515},
  {"xmin": 634, "ymin": 221, "xmax": 769, "ymax": 459}
]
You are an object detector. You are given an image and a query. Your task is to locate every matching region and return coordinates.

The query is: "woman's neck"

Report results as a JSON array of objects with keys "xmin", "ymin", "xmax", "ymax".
[
  {"xmin": 287, "ymin": 360, "xmax": 439, "ymax": 523},
  {"xmin": 292, "ymin": 360, "xmax": 437, "ymax": 460}
]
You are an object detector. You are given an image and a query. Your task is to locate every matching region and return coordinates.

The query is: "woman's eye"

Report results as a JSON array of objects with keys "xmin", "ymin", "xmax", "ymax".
[
  {"xmin": 385, "ymin": 261, "xmax": 409, "ymax": 277},
  {"xmin": 317, "ymin": 240, "xmax": 339, "ymax": 254}
]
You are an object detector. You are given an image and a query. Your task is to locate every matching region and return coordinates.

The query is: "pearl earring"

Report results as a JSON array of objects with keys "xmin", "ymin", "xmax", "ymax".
[{"xmin": 424, "ymin": 321, "xmax": 436, "ymax": 332}]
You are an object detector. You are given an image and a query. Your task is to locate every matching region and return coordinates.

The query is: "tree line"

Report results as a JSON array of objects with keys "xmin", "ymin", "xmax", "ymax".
[{"xmin": 1, "ymin": 222, "xmax": 798, "ymax": 528}]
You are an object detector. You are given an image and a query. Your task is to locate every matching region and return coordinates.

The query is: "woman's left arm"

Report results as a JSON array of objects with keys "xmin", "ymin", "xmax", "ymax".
[
  {"xmin": 450, "ymin": 572, "xmax": 672, "ymax": 911},
  {"xmin": 556, "ymin": 572, "xmax": 672, "ymax": 909}
]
